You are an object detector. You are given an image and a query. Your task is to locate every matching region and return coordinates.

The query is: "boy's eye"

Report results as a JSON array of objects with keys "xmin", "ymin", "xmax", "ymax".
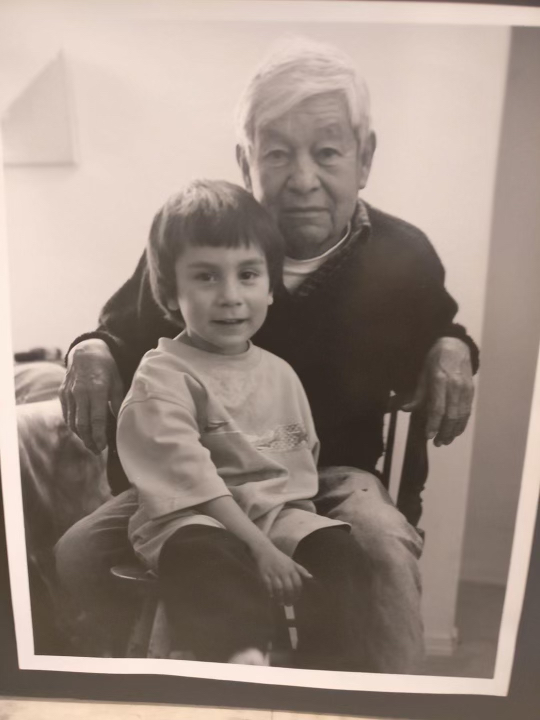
[
  {"xmin": 240, "ymin": 269, "xmax": 260, "ymax": 281},
  {"xmin": 194, "ymin": 272, "xmax": 217, "ymax": 282}
]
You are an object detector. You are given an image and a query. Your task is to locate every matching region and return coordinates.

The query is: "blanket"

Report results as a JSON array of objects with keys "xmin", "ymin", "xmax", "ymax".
[{"xmin": 12, "ymin": 362, "xmax": 111, "ymax": 653}]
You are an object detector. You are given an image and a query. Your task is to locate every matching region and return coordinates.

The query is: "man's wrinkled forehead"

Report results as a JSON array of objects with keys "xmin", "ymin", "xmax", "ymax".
[{"xmin": 253, "ymin": 92, "xmax": 357, "ymax": 146}]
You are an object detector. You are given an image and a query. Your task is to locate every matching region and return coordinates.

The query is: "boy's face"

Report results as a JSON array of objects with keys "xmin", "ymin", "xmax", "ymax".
[{"xmin": 168, "ymin": 243, "xmax": 273, "ymax": 355}]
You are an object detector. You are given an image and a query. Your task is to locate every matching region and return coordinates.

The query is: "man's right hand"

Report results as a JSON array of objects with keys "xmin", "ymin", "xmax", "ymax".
[{"xmin": 60, "ymin": 339, "xmax": 124, "ymax": 454}]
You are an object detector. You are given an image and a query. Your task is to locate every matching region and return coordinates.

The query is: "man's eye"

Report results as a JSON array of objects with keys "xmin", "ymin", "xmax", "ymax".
[
  {"xmin": 263, "ymin": 149, "xmax": 289, "ymax": 165},
  {"xmin": 317, "ymin": 147, "xmax": 341, "ymax": 163}
]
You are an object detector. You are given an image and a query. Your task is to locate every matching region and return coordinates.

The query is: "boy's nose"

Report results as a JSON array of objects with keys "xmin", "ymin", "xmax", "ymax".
[{"xmin": 219, "ymin": 278, "xmax": 242, "ymax": 304}]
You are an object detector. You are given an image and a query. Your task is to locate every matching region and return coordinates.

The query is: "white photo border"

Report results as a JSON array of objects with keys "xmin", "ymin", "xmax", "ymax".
[{"xmin": 1, "ymin": 0, "xmax": 540, "ymax": 698}]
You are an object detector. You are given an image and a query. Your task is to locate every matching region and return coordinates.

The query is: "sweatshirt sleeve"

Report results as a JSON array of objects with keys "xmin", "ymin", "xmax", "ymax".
[
  {"xmin": 66, "ymin": 251, "xmax": 181, "ymax": 388},
  {"xmin": 117, "ymin": 392, "xmax": 232, "ymax": 521},
  {"xmin": 421, "ymin": 239, "xmax": 479, "ymax": 372},
  {"xmin": 390, "ymin": 230, "xmax": 480, "ymax": 395}
]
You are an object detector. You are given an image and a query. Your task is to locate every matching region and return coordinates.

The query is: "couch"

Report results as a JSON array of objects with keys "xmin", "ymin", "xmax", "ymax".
[{"xmin": 13, "ymin": 362, "xmax": 111, "ymax": 653}]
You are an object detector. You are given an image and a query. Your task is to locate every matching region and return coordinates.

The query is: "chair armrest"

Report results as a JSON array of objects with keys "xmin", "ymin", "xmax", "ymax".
[{"xmin": 396, "ymin": 410, "xmax": 429, "ymax": 528}]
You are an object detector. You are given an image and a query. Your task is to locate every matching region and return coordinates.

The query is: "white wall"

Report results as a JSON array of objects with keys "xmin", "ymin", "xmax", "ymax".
[
  {"xmin": 460, "ymin": 28, "xmax": 540, "ymax": 587},
  {"xmin": 0, "ymin": 1, "xmax": 510, "ymax": 651}
]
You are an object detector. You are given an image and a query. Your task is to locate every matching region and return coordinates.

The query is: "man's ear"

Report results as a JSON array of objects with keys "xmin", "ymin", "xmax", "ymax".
[
  {"xmin": 268, "ymin": 292, "xmax": 274, "ymax": 306},
  {"xmin": 236, "ymin": 144, "xmax": 253, "ymax": 192},
  {"xmin": 357, "ymin": 130, "xmax": 377, "ymax": 190},
  {"xmin": 167, "ymin": 297, "xmax": 179, "ymax": 312}
]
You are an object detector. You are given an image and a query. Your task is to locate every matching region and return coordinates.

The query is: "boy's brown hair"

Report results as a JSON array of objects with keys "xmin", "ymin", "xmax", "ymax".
[{"xmin": 147, "ymin": 179, "xmax": 284, "ymax": 321}]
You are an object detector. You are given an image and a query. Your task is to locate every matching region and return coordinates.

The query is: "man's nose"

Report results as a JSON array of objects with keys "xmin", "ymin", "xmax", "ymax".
[{"xmin": 287, "ymin": 153, "xmax": 320, "ymax": 194}]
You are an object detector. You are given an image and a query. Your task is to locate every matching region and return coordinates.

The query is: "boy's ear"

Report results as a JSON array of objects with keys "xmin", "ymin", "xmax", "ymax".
[
  {"xmin": 167, "ymin": 297, "xmax": 179, "ymax": 311},
  {"xmin": 236, "ymin": 144, "xmax": 253, "ymax": 192},
  {"xmin": 268, "ymin": 292, "xmax": 274, "ymax": 306}
]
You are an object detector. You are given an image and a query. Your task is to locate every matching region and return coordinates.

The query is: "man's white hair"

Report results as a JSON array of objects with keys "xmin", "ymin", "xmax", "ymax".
[{"xmin": 235, "ymin": 36, "xmax": 372, "ymax": 154}]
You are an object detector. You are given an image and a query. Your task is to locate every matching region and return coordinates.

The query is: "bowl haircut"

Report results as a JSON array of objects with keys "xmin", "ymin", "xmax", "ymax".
[{"xmin": 147, "ymin": 179, "xmax": 284, "ymax": 320}]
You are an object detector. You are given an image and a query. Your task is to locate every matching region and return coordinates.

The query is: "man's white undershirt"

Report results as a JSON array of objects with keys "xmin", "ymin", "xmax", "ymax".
[{"xmin": 282, "ymin": 224, "xmax": 352, "ymax": 291}]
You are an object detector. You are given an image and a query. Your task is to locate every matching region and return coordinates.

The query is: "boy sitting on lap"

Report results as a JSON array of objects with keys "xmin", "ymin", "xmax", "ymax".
[{"xmin": 117, "ymin": 180, "xmax": 370, "ymax": 668}]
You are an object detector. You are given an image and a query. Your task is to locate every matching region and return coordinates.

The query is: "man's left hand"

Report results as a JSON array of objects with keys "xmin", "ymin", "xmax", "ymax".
[{"xmin": 401, "ymin": 337, "xmax": 474, "ymax": 447}]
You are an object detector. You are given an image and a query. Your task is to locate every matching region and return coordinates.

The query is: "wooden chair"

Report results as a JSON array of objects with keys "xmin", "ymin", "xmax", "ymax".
[
  {"xmin": 110, "ymin": 406, "xmax": 429, "ymax": 660},
  {"xmin": 110, "ymin": 564, "xmax": 171, "ymax": 659},
  {"xmin": 382, "ymin": 406, "xmax": 428, "ymax": 528},
  {"xmin": 109, "ymin": 563, "xmax": 297, "ymax": 661}
]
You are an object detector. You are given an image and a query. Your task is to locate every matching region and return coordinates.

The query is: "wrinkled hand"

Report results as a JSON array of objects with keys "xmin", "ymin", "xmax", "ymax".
[
  {"xmin": 59, "ymin": 339, "xmax": 124, "ymax": 454},
  {"xmin": 402, "ymin": 337, "xmax": 474, "ymax": 447},
  {"xmin": 254, "ymin": 544, "xmax": 313, "ymax": 606}
]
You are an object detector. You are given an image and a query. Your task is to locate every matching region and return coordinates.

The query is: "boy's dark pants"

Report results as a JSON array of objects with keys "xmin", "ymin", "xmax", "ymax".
[{"xmin": 158, "ymin": 524, "xmax": 371, "ymax": 669}]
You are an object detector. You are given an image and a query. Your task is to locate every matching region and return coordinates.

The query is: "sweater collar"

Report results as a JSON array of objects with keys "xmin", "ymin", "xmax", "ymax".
[{"xmin": 276, "ymin": 197, "xmax": 371, "ymax": 300}]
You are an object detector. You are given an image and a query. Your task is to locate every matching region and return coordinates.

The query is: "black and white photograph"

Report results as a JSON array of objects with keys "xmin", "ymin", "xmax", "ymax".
[{"xmin": 1, "ymin": 0, "xmax": 540, "ymax": 702}]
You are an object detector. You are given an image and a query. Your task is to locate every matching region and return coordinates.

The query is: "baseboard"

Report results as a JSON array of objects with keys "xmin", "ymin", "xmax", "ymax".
[{"xmin": 425, "ymin": 626, "xmax": 458, "ymax": 656}]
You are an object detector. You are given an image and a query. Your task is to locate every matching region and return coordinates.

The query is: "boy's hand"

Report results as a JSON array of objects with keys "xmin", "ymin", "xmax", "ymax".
[
  {"xmin": 253, "ymin": 544, "xmax": 313, "ymax": 606},
  {"xmin": 198, "ymin": 496, "xmax": 313, "ymax": 605}
]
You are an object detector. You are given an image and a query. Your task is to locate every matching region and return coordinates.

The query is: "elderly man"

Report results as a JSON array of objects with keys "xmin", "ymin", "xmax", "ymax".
[{"xmin": 57, "ymin": 38, "xmax": 477, "ymax": 672}]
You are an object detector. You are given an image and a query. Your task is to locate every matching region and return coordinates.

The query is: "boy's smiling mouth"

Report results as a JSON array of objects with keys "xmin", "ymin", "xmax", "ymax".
[{"xmin": 212, "ymin": 319, "xmax": 248, "ymax": 325}]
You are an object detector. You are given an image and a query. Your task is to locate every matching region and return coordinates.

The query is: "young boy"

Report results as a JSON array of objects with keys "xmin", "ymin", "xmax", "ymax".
[{"xmin": 117, "ymin": 180, "xmax": 370, "ymax": 668}]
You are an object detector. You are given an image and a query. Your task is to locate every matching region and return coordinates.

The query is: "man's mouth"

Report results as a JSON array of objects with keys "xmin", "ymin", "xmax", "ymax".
[{"xmin": 283, "ymin": 207, "xmax": 327, "ymax": 214}]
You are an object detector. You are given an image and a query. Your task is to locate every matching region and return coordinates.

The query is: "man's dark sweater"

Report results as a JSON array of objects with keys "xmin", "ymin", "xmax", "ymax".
[{"xmin": 71, "ymin": 203, "xmax": 479, "ymax": 493}]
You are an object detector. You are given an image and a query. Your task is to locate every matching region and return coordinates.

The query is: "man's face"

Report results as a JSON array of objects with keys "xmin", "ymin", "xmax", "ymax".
[{"xmin": 240, "ymin": 93, "xmax": 374, "ymax": 260}]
